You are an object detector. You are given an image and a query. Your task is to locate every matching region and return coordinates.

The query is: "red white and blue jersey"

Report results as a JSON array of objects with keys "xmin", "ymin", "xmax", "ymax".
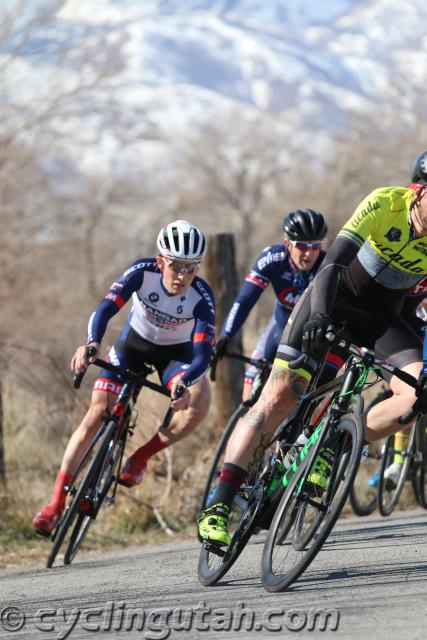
[
  {"xmin": 221, "ymin": 244, "xmax": 325, "ymax": 339},
  {"xmin": 87, "ymin": 258, "xmax": 215, "ymax": 387}
]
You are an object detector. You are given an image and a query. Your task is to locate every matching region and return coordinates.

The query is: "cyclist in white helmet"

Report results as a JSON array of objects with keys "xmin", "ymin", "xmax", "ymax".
[{"xmin": 33, "ymin": 220, "xmax": 215, "ymax": 536}]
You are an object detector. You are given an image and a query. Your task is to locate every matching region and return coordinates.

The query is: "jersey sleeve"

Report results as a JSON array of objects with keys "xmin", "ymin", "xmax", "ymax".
[
  {"xmin": 179, "ymin": 283, "xmax": 216, "ymax": 386},
  {"xmin": 87, "ymin": 260, "xmax": 146, "ymax": 344},
  {"xmin": 221, "ymin": 247, "xmax": 274, "ymax": 338}
]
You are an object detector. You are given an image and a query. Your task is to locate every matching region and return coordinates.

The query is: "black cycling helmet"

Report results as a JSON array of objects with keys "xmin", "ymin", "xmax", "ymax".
[
  {"xmin": 282, "ymin": 209, "xmax": 328, "ymax": 241},
  {"xmin": 411, "ymin": 150, "xmax": 427, "ymax": 184}
]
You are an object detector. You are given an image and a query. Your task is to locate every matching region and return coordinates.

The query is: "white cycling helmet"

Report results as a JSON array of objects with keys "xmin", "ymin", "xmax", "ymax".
[{"xmin": 156, "ymin": 220, "xmax": 207, "ymax": 263}]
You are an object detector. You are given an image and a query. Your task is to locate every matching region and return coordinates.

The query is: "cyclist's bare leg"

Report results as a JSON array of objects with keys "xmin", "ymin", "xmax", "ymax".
[
  {"xmin": 157, "ymin": 377, "xmax": 211, "ymax": 446},
  {"xmin": 60, "ymin": 389, "xmax": 112, "ymax": 473},
  {"xmin": 364, "ymin": 361, "xmax": 421, "ymax": 442},
  {"xmin": 224, "ymin": 366, "xmax": 308, "ymax": 471}
]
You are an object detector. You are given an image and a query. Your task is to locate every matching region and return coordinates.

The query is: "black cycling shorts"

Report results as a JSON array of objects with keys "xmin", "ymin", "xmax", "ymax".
[
  {"xmin": 94, "ymin": 326, "xmax": 194, "ymax": 394},
  {"xmin": 275, "ymin": 284, "xmax": 422, "ymax": 383}
]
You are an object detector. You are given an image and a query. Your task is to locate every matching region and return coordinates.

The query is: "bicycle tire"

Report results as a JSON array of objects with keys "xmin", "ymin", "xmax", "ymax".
[
  {"xmin": 349, "ymin": 441, "xmax": 382, "ymax": 516},
  {"xmin": 64, "ymin": 427, "xmax": 126, "ymax": 564},
  {"xmin": 378, "ymin": 428, "xmax": 415, "ymax": 517},
  {"xmin": 418, "ymin": 467, "xmax": 427, "ymax": 509},
  {"xmin": 197, "ymin": 456, "xmax": 265, "ymax": 587},
  {"xmin": 349, "ymin": 388, "xmax": 391, "ymax": 517},
  {"xmin": 199, "ymin": 403, "xmax": 249, "ymax": 511},
  {"xmin": 261, "ymin": 413, "xmax": 363, "ymax": 592},
  {"xmin": 46, "ymin": 420, "xmax": 117, "ymax": 568},
  {"xmin": 416, "ymin": 415, "xmax": 427, "ymax": 509}
]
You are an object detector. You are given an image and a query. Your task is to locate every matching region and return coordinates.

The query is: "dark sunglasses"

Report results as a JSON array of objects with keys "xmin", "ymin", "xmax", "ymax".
[
  {"xmin": 289, "ymin": 240, "xmax": 322, "ymax": 251},
  {"xmin": 165, "ymin": 259, "xmax": 200, "ymax": 274}
]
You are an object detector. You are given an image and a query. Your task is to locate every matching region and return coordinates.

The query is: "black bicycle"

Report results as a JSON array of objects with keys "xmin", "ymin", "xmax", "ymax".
[
  {"xmin": 46, "ymin": 347, "xmax": 183, "ymax": 568},
  {"xmin": 261, "ymin": 330, "xmax": 425, "ymax": 592}
]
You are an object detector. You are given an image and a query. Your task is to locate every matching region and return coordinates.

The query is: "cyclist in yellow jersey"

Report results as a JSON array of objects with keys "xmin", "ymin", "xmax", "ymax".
[
  {"xmin": 198, "ymin": 179, "xmax": 427, "ymax": 547},
  {"xmin": 378, "ymin": 150, "xmax": 427, "ymax": 487}
]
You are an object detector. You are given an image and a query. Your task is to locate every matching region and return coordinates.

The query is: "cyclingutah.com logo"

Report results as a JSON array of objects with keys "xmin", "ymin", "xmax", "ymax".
[{"xmin": 0, "ymin": 602, "xmax": 340, "ymax": 638}]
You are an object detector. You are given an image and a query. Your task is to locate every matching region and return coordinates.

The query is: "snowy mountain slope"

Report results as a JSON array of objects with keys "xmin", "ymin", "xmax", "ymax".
[{"xmin": 2, "ymin": 0, "xmax": 427, "ymax": 171}]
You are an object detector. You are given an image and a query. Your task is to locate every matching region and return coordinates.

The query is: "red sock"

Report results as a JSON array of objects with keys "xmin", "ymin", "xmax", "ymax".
[
  {"xmin": 126, "ymin": 434, "xmax": 167, "ymax": 471},
  {"xmin": 49, "ymin": 470, "xmax": 73, "ymax": 511}
]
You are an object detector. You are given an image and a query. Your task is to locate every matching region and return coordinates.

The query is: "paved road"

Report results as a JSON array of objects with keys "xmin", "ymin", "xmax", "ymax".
[{"xmin": 1, "ymin": 509, "xmax": 426, "ymax": 640}]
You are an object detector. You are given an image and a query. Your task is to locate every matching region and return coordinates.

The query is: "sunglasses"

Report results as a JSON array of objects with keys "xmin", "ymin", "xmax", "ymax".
[
  {"xmin": 164, "ymin": 259, "xmax": 200, "ymax": 274},
  {"xmin": 288, "ymin": 240, "xmax": 322, "ymax": 251}
]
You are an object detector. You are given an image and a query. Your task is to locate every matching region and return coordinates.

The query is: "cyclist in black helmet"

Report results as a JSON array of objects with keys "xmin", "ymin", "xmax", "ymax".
[
  {"xmin": 411, "ymin": 150, "xmax": 427, "ymax": 185},
  {"xmin": 213, "ymin": 209, "xmax": 329, "ymax": 401}
]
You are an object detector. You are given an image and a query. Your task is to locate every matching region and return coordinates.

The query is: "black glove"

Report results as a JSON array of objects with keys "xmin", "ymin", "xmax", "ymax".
[
  {"xmin": 213, "ymin": 335, "xmax": 230, "ymax": 361},
  {"xmin": 416, "ymin": 371, "xmax": 427, "ymax": 400},
  {"xmin": 302, "ymin": 313, "xmax": 331, "ymax": 356}
]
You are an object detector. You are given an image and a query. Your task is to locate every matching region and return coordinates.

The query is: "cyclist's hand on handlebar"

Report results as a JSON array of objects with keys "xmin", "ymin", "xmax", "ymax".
[
  {"xmin": 170, "ymin": 379, "xmax": 190, "ymax": 411},
  {"xmin": 416, "ymin": 371, "xmax": 427, "ymax": 399},
  {"xmin": 71, "ymin": 342, "xmax": 100, "ymax": 374},
  {"xmin": 302, "ymin": 313, "xmax": 331, "ymax": 357},
  {"xmin": 415, "ymin": 371, "xmax": 427, "ymax": 412},
  {"xmin": 212, "ymin": 335, "xmax": 230, "ymax": 361}
]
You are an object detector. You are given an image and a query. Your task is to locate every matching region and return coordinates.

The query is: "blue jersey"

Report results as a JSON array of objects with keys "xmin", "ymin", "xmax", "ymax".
[
  {"xmin": 221, "ymin": 244, "xmax": 325, "ymax": 339},
  {"xmin": 87, "ymin": 258, "xmax": 215, "ymax": 387}
]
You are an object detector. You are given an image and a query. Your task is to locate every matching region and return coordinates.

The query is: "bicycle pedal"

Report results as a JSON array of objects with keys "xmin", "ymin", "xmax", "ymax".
[{"xmin": 202, "ymin": 542, "xmax": 226, "ymax": 557}]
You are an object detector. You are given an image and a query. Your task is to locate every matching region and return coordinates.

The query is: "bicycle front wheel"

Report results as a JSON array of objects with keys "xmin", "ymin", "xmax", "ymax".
[
  {"xmin": 261, "ymin": 414, "xmax": 363, "ymax": 593},
  {"xmin": 47, "ymin": 420, "xmax": 118, "ymax": 568},
  {"xmin": 64, "ymin": 425, "xmax": 126, "ymax": 565}
]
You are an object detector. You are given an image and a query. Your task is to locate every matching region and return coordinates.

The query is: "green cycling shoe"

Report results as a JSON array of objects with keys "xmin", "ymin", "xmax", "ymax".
[
  {"xmin": 198, "ymin": 502, "xmax": 231, "ymax": 547},
  {"xmin": 306, "ymin": 447, "xmax": 335, "ymax": 492}
]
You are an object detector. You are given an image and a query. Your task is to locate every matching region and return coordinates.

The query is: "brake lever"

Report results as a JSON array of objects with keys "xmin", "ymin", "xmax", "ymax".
[{"xmin": 72, "ymin": 346, "xmax": 99, "ymax": 389}]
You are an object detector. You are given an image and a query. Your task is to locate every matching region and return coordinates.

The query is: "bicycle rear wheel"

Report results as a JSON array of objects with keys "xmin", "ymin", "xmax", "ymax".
[
  {"xmin": 378, "ymin": 429, "xmax": 414, "ymax": 517},
  {"xmin": 198, "ymin": 456, "xmax": 265, "ymax": 587},
  {"xmin": 46, "ymin": 420, "xmax": 117, "ymax": 568},
  {"xmin": 261, "ymin": 414, "xmax": 363, "ymax": 593}
]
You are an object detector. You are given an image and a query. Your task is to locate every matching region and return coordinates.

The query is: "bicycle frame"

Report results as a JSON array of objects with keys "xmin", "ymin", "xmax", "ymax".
[
  {"xmin": 273, "ymin": 327, "xmax": 420, "ymax": 497},
  {"xmin": 278, "ymin": 356, "xmax": 366, "ymax": 497}
]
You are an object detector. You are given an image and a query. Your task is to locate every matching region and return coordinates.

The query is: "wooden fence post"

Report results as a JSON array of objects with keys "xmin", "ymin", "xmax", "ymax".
[
  {"xmin": 0, "ymin": 380, "xmax": 5, "ymax": 486},
  {"xmin": 205, "ymin": 234, "xmax": 245, "ymax": 433}
]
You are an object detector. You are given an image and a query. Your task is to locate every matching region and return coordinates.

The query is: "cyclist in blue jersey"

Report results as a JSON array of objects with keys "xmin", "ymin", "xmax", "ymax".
[
  {"xmin": 33, "ymin": 220, "xmax": 215, "ymax": 536},
  {"xmin": 213, "ymin": 209, "xmax": 329, "ymax": 400}
]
